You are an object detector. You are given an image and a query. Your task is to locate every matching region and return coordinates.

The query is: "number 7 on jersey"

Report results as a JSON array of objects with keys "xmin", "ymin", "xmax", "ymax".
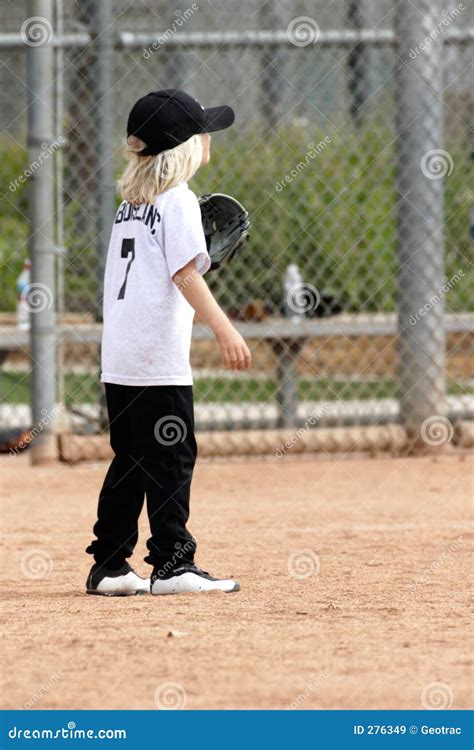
[{"xmin": 117, "ymin": 238, "xmax": 135, "ymax": 300}]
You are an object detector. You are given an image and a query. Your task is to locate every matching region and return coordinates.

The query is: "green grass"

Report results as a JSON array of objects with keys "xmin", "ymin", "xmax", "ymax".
[
  {"xmin": 2, "ymin": 371, "xmax": 471, "ymax": 406},
  {"xmin": 194, "ymin": 377, "xmax": 398, "ymax": 402},
  {"xmin": 1, "ymin": 371, "xmax": 102, "ymax": 405}
]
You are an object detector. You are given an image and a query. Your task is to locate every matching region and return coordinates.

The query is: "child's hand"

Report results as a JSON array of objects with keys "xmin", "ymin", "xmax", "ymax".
[
  {"xmin": 173, "ymin": 260, "xmax": 251, "ymax": 370},
  {"xmin": 215, "ymin": 322, "xmax": 251, "ymax": 370}
]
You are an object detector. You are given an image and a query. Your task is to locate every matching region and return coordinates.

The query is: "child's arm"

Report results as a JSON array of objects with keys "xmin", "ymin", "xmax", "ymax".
[{"xmin": 173, "ymin": 261, "xmax": 251, "ymax": 370}]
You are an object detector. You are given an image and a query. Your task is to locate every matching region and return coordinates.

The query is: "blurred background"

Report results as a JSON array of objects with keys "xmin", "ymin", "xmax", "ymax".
[{"xmin": 0, "ymin": 0, "xmax": 472, "ymax": 457}]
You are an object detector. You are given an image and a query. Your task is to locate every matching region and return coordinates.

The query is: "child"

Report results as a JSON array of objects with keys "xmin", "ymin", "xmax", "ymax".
[{"xmin": 86, "ymin": 89, "xmax": 251, "ymax": 596}]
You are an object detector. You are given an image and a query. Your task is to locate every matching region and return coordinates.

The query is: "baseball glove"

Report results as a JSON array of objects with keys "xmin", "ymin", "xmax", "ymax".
[{"xmin": 198, "ymin": 193, "xmax": 250, "ymax": 271}]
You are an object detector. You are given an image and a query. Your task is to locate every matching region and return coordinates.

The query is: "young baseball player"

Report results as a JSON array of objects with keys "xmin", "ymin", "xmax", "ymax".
[{"xmin": 86, "ymin": 89, "xmax": 251, "ymax": 596}]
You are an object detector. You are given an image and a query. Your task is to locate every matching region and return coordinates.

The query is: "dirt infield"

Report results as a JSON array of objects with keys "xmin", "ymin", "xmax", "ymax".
[{"xmin": 1, "ymin": 452, "xmax": 472, "ymax": 710}]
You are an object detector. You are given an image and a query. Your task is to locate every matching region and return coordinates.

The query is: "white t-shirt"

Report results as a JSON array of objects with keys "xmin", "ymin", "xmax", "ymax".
[{"xmin": 101, "ymin": 182, "xmax": 211, "ymax": 386}]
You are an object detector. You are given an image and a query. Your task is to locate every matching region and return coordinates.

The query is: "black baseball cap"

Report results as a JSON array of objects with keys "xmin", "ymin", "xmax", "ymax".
[{"xmin": 127, "ymin": 89, "xmax": 235, "ymax": 156}]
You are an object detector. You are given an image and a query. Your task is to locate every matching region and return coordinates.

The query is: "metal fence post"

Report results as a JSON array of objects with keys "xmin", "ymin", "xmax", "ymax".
[
  {"xmin": 27, "ymin": 0, "xmax": 57, "ymax": 463},
  {"xmin": 395, "ymin": 0, "xmax": 447, "ymax": 450},
  {"xmin": 347, "ymin": 0, "xmax": 373, "ymax": 124},
  {"xmin": 89, "ymin": 0, "xmax": 115, "ymax": 319},
  {"xmin": 89, "ymin": 0, "xmax": 114, "ymax": 429},
  {"xmin": 166, "ymin": 2, "xmax": 193, "ymax": 89},
  {"xmin": 273, "ymin": 265, "xmax": 306, "ymax": 428}
]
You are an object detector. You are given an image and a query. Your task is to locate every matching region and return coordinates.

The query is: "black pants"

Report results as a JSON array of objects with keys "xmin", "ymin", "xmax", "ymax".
[{"xmin": 86, "ymin": 383, "xmax": 197, "ymax": 569}]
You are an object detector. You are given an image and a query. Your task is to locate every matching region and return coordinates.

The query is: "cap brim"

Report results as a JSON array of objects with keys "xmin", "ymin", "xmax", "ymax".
[{"xmin": 201, "ymin": 105, "xmax": 235, "ymax": 133}]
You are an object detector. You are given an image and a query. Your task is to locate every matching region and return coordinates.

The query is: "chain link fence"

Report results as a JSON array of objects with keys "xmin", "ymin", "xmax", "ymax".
[{"xmin": 0, "ymin": 0, "xmax": 473, "ymax": 458}]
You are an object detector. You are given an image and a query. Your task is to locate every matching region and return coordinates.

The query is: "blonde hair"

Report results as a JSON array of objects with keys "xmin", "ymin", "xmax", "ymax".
[{"xmin": 118, "ymin": 133, "xmax": 204, "ymax": 205}]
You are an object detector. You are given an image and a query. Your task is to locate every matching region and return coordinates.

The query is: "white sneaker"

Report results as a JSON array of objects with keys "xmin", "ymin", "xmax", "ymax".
[
  {"xmin": 86, "ymin": 562, "xmax": 150, "ymax": 596},
  {"xmin": 151, "ymin": 564, "xmax": 240, "ymax": 595}
]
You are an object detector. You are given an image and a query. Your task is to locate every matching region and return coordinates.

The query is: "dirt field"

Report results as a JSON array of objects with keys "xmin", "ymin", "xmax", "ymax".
[{"xmin": 1, "ymin": 452, "xmax": 472, "ymax": 710}]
